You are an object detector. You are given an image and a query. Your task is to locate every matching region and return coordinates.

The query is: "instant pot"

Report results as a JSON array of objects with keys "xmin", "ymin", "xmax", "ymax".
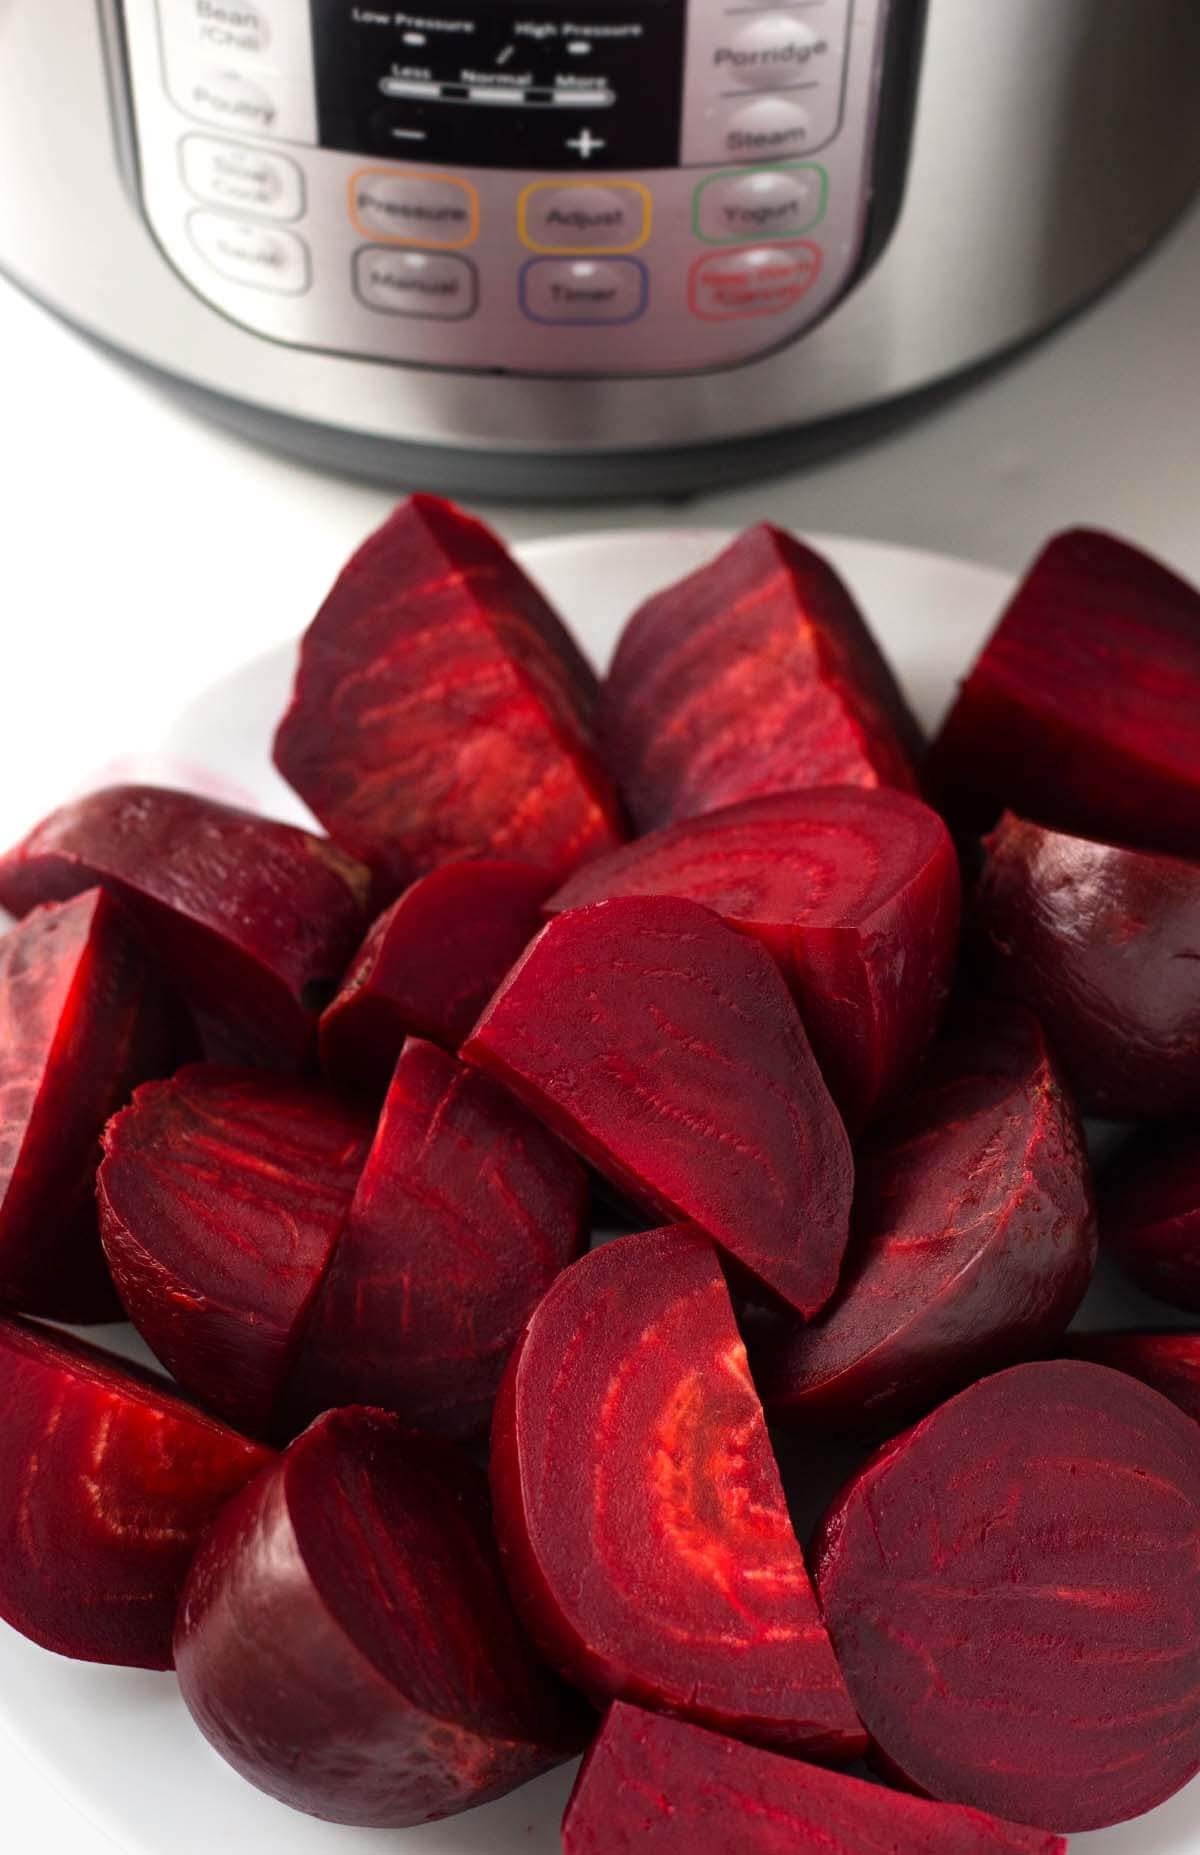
[{"xmin": 2, "ymin": 1, "xmax": 1199, "ymax": 496}]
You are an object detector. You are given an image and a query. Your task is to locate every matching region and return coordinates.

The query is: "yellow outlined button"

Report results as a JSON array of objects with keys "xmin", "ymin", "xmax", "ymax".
[
  {"xmin": 348, "ymin": 168, "xmax": 479, "ymax": 249},
  {"xmin": 518, "ymin": 180, "xmax": 651, "ymax": 255}
]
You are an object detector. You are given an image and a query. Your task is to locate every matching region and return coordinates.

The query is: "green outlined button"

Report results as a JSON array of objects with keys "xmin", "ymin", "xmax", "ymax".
[{"xmin": 693, "ymin": 163, "xmax": 827, "ymax": 245}]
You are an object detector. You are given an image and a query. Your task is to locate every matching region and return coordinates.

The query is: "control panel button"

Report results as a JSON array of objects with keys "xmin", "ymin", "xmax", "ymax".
[
  {"xmin": 180, "ymin": 136, "xmax": 304, "ymax": 220},
  {"xmin": 520, "ymin": 258, "xmax": 648, "ymax": 325},
  {"xmin": 689, "ymin": 242, "xmax": 822, "ymax": 320},
  {"xmin": 349, "ymin": 170, "xmax": 479, "ymax": 249},
  {"xmin": 723, "ymin": 96, "xmax": 813, "ymax": 161},
  {"xmin": 158, "ymin": 0, "xmax": 277, "ymax": 59},
  {"xmin": 715, "ymin": 16, "xmax": 823, "ymax": 92},
  {"xmin": 695, "ymin": 164, "xmax": 826, "ymax": 244},
  {"xmin": 187, "ymin": 210, "xmax": 311, "ymax": 293},
  {"xmin": 168, "ymin": 63, "xmax": 278, "ymax": 133},
  {"xmin": 518, "ymin": 182, "xmax": 651, "ymax": 254},
  {"xmin": 354, "ymin": 248, "xmax": 478, "ymax": 321}
]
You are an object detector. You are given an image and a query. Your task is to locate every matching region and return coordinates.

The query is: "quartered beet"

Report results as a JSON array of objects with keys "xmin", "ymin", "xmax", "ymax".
[
  {"xmin": 563, "ymin": 1703, "xmax": 1065, "ymax": 1855},
  {"xmin": 175, "ymin": 1407, "xmax": 585, "ymax": 1827},
  {"xmin": 0, "ymin": 785, "xmax": 369, "ymax": 1069},
  {"xmin": 974, "ymin": 813, "xmax": 1200, "ymax": 1118},
  {"xmin": 465, "ymin": 896, "xmax": 852, "ymax": 1315},
  {"xmin": 548, "ymin": 787, "xmax": 960, "ymax": 1128},
  {"xmin": 1099, "ymin": 1123, "xmax": 1200, "ymax": 1311},
  {"xmin": 754, "ymin": 1004, "xmax": 1096, "ymax": 1433},
  {"xmin": 319, "ymin": 860, "xmax": 555, "ymax": 1096},
  {"xmin": 98, "ymin": 1066, "xmax": 374, "ymax": 1435},
  {"xmin": 286, "ymin": 1038, "xmax": 587, "ymax": 1439},
  {"xmin": 815, "ymin": 1360, "xmax": 1200, "ymax": 1833},
  {"xmin": 0, "ymin": 890, "xmax": 173, "ymax": 1322},
  {"xmin": 598, "ymin": 524, "xmax": 922, "ymax": 833},
  {"xmin": 930, "ymin": 528, "xmax": 1200, "ymax": 856},
  {"xmin": 489, "ymin": 1226, "xmax": 864, "ymax": 1759},
  {"xmin": 273, "ymin": 495, "xmax": 623, "ymax": 899},
  {"xmin": 1064, "ymin": 1332, "xmax": 1200, "ymax": 1425},
  {"xmin": 0, "ymin": 1316, "xmax": 269, "ymax": 1669}
]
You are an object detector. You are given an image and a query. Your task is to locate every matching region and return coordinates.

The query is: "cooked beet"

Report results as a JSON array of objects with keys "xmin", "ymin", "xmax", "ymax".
[
  {"xmin": 598, "ymin": 525, "xmax": 922, "ymax": 834},
  {"xmin": 285, "ymin": 1038, "xmax": 587, "ymax": 1438},
  {"xmin": 273, "ymin": 495, "xmax": 623, "ymax": 898},
  {"xmin": 175, "ymin": 1406, "xmax": 585, "ymax": 1827},
  {"xmin": 0, "ymin": 785, "xmax": 369, "ymax": 1069},
  {"xmin": 1064, "ymin": 1331, "xmax": 1200, "ymax": 1424},
  {"xmin": 0, "ymin": 890, "xmax": 173, "ymax": 1321},
  {"xmin": 489, "ymin": 1225, "xmax": 864, "ymax": 1759},
  {"xmin": 98, "ymin": 1066, "xmax": 374, "ymax": 1435},
  {"xmin": 548, "ymin": 787, "xmax": 960, "ymax": 1128},
  {"xmin": 755, "ymin": 1003, "xmax": 1096, "ymax": 1433},
  {"xmin": 1098, "ymin": 1123, "xmax": 1200, "ymax": 1310},
  {"xmin": 464, "ymin": 895, "xmax": 853, "ymax": 1316},
  {"xmin": 973, "ymin": 813, "xmax": 1200, "ymax": 1119},
  {"xmin": 319, "ymin": 860, "xmax": 555, "ymax": 1096},
  {"xmin": 563, "ymin": 1703, "xmax": 1066, "ymax": 1855},
  {"xmin": 930, "ymin": 529, "xmax": 1200, "ymax": 856},
  {"xmin": 815, "ymin": 1359, "xmax": 1200, "ymax": 1832},
  {"xmin": 0, "ymin": 1315, "xmax": 269, "ymax": 1669}
]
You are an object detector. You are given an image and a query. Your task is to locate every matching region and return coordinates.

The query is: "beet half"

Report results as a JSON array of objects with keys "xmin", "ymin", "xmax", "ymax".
[
  {"xmin": 815, "ymin": 1359, "xmax": 1200, "ymax": 1832},
  {"xmin": 175, "ymin": 1407, "xmax": 585, "ymax": 1827},
  {"xmin": 0, "ymin": 1316, "xmax": 269, "ymax": 1668},
  {"xmin": 274, "ymin": 495, "xmax": 623, "ymax": 898},
  {"xmin": 599, "ymin": 524, "xmax": 922, "ymax": 833},
  {"xmin": 490, "ymin": 1226, "xmax": 864, "ymax": 1760},
  {"xmin": 563, "ymin": 1703, "xmax": 1066, "ymax": 1855},
  {"xmin": 286, "ymin": 1038, "xmax": 588, "ymax": 1438},
  {"xmin": 464, "ymin": 896, "xmax": 853, "ymax": 1316},
  {"xmin": 1064, "ymin": 1331, "xmax": 1200, "ymax": 1425},
  {"xmin": 1099, "ymin": 1122, "xmax": 1200, "ymax": 1311},
  {"xmin": 98, "ymin": 1066, "xmax": 374, "ymax": 1435},
  {"xmin": 974, "ymin": 813, "xmax": 1200, "ymax": 1118},
  {"xmin": 0, "ymin": 785, "xmax": 368, "ymax": 1069}
]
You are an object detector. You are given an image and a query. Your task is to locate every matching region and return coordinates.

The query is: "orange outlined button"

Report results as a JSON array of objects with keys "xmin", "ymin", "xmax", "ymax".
[
  {"xmin": 518, "ymin": 180, "xmax": 651, "ymax": 255},
  {"xmin": 688, "ymin": 240, "xmax": 821, "ymax": 320},
  {"xmin": 349, "ymin": 168, "xmax": 479, "ymax": 249}
]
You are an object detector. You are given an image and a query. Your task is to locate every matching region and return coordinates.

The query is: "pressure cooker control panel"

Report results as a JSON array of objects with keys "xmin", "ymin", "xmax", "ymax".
[{"xmin": 119, "ymin": 0, "xmax": 896, "ymax": 377}]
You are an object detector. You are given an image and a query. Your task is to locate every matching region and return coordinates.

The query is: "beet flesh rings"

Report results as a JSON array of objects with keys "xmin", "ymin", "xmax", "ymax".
[
  {"xmin": 549, "ymin": 787, "xmax": 960, "ymax": 1128},
  {"xmin": 274, "ymin": 495, "xmax": 623, "ymax": 898},
  {"xmin": 599, "ymin": 524, "xmax": 922, "ymax": 833},
  {"xmin": 1101, "ymin": 1123, "xmax": 1200, "ymax": 1312},
  {"xmin": 931, "ymin": 528, "xmax": 1200, "ymax": 856},
  {"xmin": 816, "ymin": 1360, "xmax": 1200, "ymax": 1832},
  {"xmin": 176, "ymin": 1408, "xmax": 584, "ymax": 1827},
  {"xmin": 563, "ymin": 1704, "xmax": 1065, "ymax": 1855},
  {"xmin": 490, "ymin": 1227, "xmax": 863, "ymax": 1759},
  {"xmin": 465, "ymin": 895, "xmax": 852, "ymax": 1315}
]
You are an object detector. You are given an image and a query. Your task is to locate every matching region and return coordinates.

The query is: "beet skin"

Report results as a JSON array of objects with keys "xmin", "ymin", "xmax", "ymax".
[{"xmin": 1099, "ymin": 1122, "xmax": 1200, "ymax": 1311}]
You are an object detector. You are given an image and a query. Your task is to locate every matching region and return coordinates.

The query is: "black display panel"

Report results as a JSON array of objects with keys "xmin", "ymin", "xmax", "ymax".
[{"xmin": 312, "ymin": 1, "xmax": 687, "ymax": 170}]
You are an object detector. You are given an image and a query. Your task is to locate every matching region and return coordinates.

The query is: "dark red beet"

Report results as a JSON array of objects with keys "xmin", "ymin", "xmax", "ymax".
[
  {"xmin": 489, "ymin": 1225, "xmax": 864, "ymax": 1759},
  {"xmin": 97, "ymin": 1066, "xmax": 374, "ymax": 1435},
  {"xmin": 930, "ymin": 528, "xmax": 1200, "ymax": 856},
  {"xmin": 755, "ymin": 1004, "xmax": 1096, "ymax": 1433},
  {"xmin": 563, "ymin": 1703, "xmax": 1066, "ymax": 1855},
  {"xmin": 598, "ymin": 525, "xmax": 922, "ymax": 834},
  {"xmin": 0, "ymin": 785, "xmax": 369, "ymax": 1069},
  {"xmin": 273, "ymin": 495, "xmax": 623, "ymax": 898},
  {"xmin": 1064, "ymin": 1331, "xmax": 1200, "ymax": 1425},
  {"xmin": 974, "ymin": 813, "xmax": 1200, "ymax": 1119},
  {"xmin": 0, "ymin": 1316, "xmax": 269, "ymax": 1669},
  {"xmin": 1099, "ymin": 1123, "xmax": 1200, "ymax": 1311},
  {"xmin": 175, "ymin": 1407, "xmax": 585, "ymax": 1827},
  {"xmin": 815, "ymin": 1360, "xmax": 1200, "ymax": 1832},
  {"xmin": 548, "ymin": 787, "xmax": 960, "ymax": 1128},
  {"xmin": 319, "ymin": 859, "xmax": 555, "ymax": 1096},
  {"xmin": 0, "ymin": 890, "xmax": 173, "ymax": 1321},
  {"xmin": 286, "ymin": 1038, "xmax": 587, "ymax": 1438}
]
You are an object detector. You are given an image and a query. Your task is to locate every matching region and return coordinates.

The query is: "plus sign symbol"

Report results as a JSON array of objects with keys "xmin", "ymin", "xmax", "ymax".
[{"xmin": 566, "ymin": 127, "xmax": 606, "ymax": 160}]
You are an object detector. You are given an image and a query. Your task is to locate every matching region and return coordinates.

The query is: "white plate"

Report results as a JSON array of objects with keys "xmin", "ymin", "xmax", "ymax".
[{"xmin": 0, "ymin": 529, "xmax": 1196, "ymax": 1855}]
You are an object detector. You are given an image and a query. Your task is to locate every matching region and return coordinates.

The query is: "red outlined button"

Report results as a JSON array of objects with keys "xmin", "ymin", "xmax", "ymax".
[{"xmin": 688, "ymin": 241, "xmax": 822, "ymax": 320}]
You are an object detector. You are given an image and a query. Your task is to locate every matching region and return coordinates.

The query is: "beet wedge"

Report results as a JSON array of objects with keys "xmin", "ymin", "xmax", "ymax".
[
  {"xmin": 489, "ymin": 1226, "xmax": 864, "ymax": 1760},
  {"xmin": 98, "ymin": 1066, "xmax": 374, "ymax": 1436},
  {"xmin": 563, "ymin": 1703, "xmax": 1066, "ymax": 1855},
  {"xmin": 273, "ymin": 495, "xmax": 623, "ymax": 899},
  {"xmin": 0, "ymin": 785, "xmax": 369, "ymax": 1069},
  {"xmin": 1064, "ymin": 1331, "xmax": 1200, "ymax": 1425},
  {"xmin": 175, "ymin": 1407, "xmax": 586, "ymax": 1827},
  {"xmin": 0, "ymin": 1316, "xmax": 270, "ymax": 1669},
  {"xmin": 464, "ymin": 896, "xmax": 853, "ymax": 1316},
  {"xmin": 549, "ymin": 787, "xmax": 960, "ymax": 1129},
  {"xmin": 930, "ymin": 528, "xmax": 1200, "ymax": 856},
  {"xmin": 598, "ymin": 525, "xmax": 922, "ymax": 834},
  {"xmin": 974, "ymin": 813, "xmax": 1200, "ymax": 1119},
  {"xmin": 1099, "ymin": 1123, "xmax": 1200, "ymax": 1311},
  {"xmin": 815, "ymin": 1360, "xmax": 1200, "ymax": 1833},
  {"xmin": 0, "ymin": 890, "xmax": 173, "ymax": 1321},
  {"xmin": 286, "ymin": 1038, "xmax": 588, "ymax": 1439},
  {"xmin": 319, "ymin": 860, "xmax": 556, "ymax": 1097},
  {"xmin": 755, "ymin": 1003, "xmax": 1096, "ymax": 1434}
]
